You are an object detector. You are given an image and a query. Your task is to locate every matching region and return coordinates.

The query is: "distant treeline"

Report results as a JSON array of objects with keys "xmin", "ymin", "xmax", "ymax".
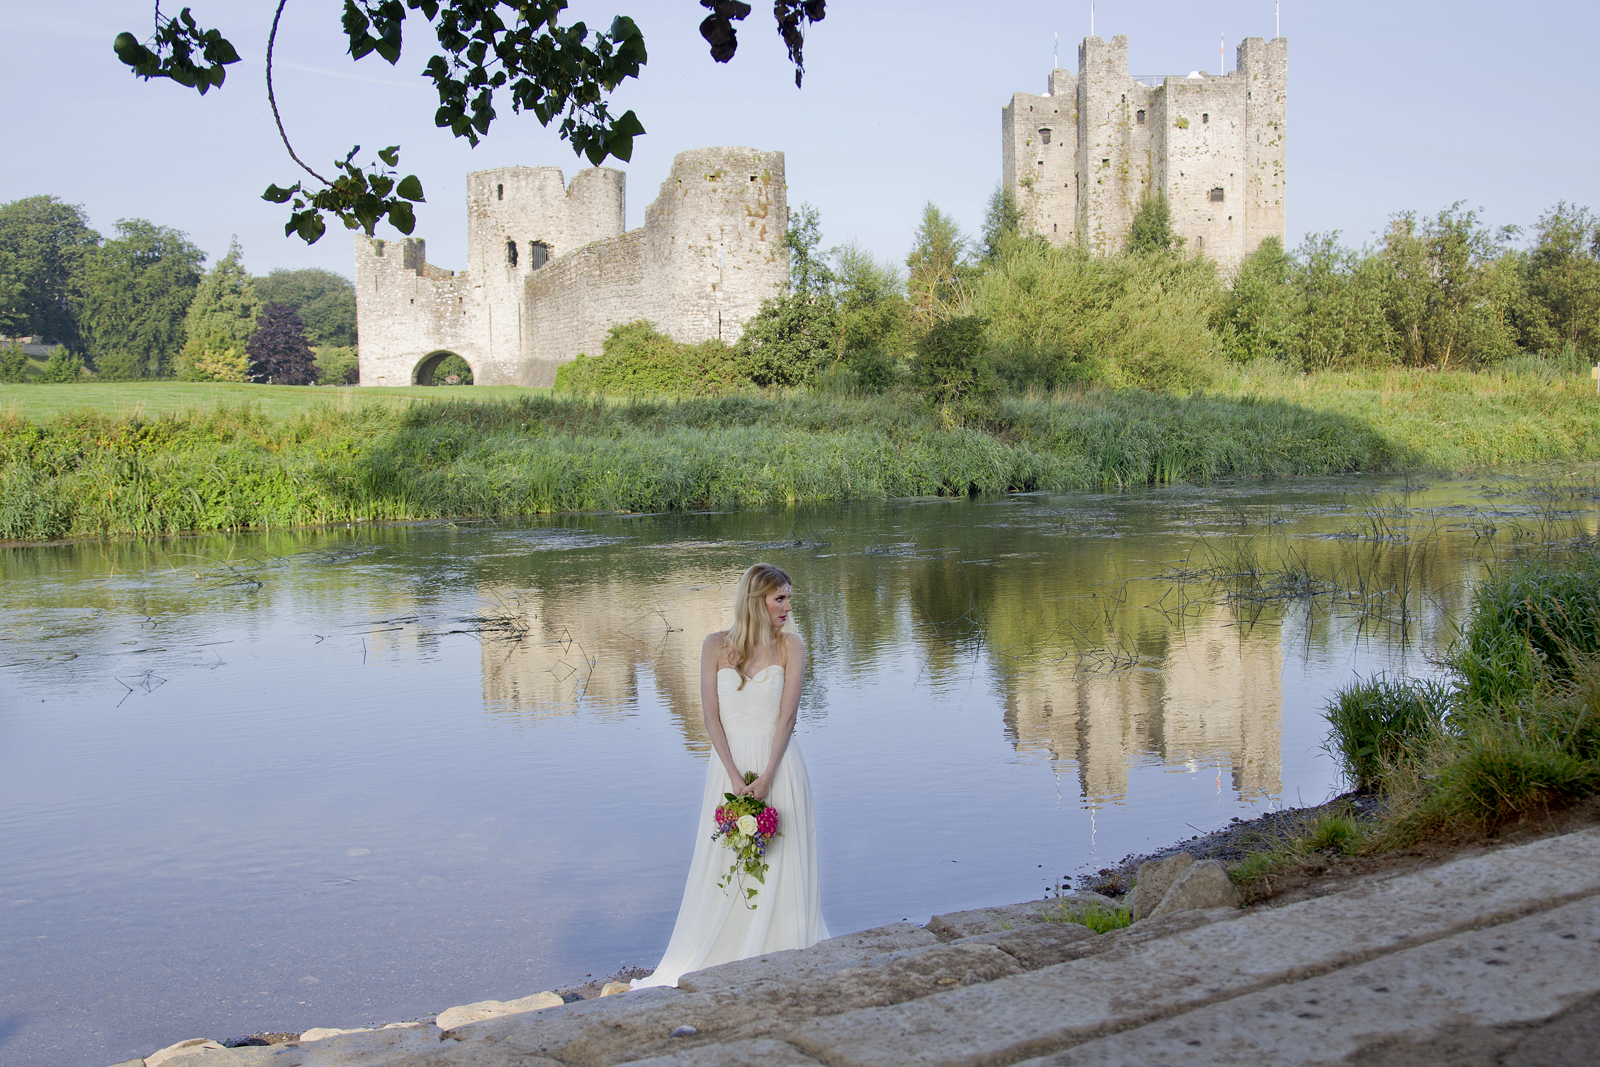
[
  {"xmin": 559, "ymin": 192, "xmax": 1600, "ymax": 400},
  {"xmin": 0, "ymin": 195, "xmax": 360, "ymax": 384}
]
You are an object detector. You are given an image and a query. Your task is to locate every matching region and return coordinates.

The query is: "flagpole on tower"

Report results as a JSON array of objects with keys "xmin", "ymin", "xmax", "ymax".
[
  {"xmin": 1276, "ymin": 0, "xmax": 1280, "ymax": 38},
  {"xmin": 1090, "ymin": 1, "xmax": 1095, "ymax": 38}
]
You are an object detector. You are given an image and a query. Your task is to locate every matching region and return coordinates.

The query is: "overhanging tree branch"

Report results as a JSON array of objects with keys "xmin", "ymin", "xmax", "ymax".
[{"xmin": 115, "ymin": 2, "xmax": 826, "ymax": 243}]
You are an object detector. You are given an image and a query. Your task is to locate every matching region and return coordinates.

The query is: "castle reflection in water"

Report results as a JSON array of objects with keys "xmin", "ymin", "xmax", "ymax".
[{"xmin": 472, "ymin": 568, "xmax": 1288, "ymax": 807}]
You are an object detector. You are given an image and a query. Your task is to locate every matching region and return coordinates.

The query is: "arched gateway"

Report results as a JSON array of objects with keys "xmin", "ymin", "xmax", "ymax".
[{"xmin": 412, "ymin": 351, "xmax": 473, "ymax": 386}]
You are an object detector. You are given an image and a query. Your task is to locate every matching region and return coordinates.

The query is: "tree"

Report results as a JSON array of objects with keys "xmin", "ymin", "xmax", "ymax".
[
  {"xmin": 739, "ymin": 203, "xmax": 838, "ymax": 386},
  {"xmin": 1520, "ymin": 202, "xmax": 1600, "ymax": 355},
  {"xmin": 833, "ymin": 242, "xmax": 908, "ymax": 390},
  {"xmin": 254, "ymin": 269, "xmax": 358, "ymax": 346},
  {"xmin": 247, "ymin": 302, "xmax": 318, "ymax": 385},
  {"xmin": 0, "ymin": 343, "xmax": 27, "ymax": 382},
  {"xmin": 1216, "ymin": 237, "xmax": 1295, "ymax": 363},
  {"xmin": 1382, "ymin": 204, "xmax": 1518, "ymax": 368},
  {"xmin": 0, "ymin": 196, "xmax": 101, "ymax": 346},
  {"xmin": 912, "ymin": 314, "xmax": 994, "ymax": 405},
  {"xmin": 906, "ymin": 204, "xmax": 976, "ymax": 326},
  {"xmin": 1288, "ymin": 234, "xmax": 1395, "ymax": 371},
  {"xmin": 115, "ymin": 2, "xmax": 825, "ymax": 243},
  {"xmin": 75, "ymin": 219, "xmax": 205, "ymax": 379},
  {"xmin": 1126, "ymin": 193, "xmax": 1180, "ymax": 256},
  {"xmin": 40, "ymin": 347, "xmax": 85, "ymax": 383},
  {"xmin": 980, "ymin": 183, "xmax": 1022, "ymax": 261},
  {"xmin": 178, "ymin": 237, "xmax": 259, "ymax": 381}
]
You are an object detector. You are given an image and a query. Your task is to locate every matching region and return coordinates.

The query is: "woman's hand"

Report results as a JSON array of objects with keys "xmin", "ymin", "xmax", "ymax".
[{"xmin": 742, "ymin": 773, "xmax": 772, "ymax": 801}]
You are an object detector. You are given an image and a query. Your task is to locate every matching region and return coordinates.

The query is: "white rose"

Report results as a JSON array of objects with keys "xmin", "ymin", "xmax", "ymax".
[{"xmin": 736, "ymin": 814, "xmax": 759, "ymax": 836}]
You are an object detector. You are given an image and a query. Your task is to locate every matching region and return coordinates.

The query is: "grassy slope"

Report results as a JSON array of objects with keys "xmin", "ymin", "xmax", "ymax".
[{"xmin": 2, "ymin": 369, "xmax": 1598, "ymax": 541}]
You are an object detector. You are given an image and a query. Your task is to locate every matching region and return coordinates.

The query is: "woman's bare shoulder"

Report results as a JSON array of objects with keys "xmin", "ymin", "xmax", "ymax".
[
  {"xmin": 703, "ymin": 630, "xmax": 730, "ymax": 655},
  {"xmin": 782, "ymin": 631, "xmax": 806, "ymax": 655}
]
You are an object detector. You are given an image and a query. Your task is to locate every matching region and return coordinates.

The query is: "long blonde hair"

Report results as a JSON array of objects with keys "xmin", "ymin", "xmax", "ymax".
[{"xmin": 725, "ymin": 563, "xmax": 792, "ymax": 689}]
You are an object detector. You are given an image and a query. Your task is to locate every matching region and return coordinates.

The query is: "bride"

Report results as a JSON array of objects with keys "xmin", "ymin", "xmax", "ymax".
[{"xmin": 633, "ymin": 563, "xmax": 828, "ymax": 988}]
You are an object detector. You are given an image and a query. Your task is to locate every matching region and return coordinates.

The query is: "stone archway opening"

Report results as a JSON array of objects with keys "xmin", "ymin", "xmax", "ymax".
[{"xmin": 413, "ymin": 350, "xmax": 476, "ymax": 386}]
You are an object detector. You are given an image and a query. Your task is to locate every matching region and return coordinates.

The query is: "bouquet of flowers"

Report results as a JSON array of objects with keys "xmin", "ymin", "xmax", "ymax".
[{"xmin": 712, "ymin": 771, "xmax": 781, "ymax": 908}]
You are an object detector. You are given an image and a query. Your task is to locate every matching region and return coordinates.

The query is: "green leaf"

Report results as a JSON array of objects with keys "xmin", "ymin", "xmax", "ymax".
[
  {"xmin": 387, "ymin": 202, "xmax": 416, "ymax": 235},
  {"xmin": 396, "ymin": 175, "xmax": 425, "ymax": 202},
  {"xmin": 378, "ymin": 145, "xmax": 400, "ymax": 167}
]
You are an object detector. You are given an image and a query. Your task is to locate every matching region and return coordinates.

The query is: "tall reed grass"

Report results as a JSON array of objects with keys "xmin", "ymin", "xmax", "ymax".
[{"xmin": 1318, "ymin": 549, "xmax": 1600, "ymax": 844}]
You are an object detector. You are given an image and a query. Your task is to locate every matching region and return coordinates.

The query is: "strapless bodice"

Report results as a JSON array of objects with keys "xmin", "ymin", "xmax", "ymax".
[{"xmin": 716, "ymin": 665, "xmax": 784, "ymax": 734}]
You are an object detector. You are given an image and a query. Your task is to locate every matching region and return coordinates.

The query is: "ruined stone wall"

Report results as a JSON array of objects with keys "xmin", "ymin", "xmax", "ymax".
[
  {"xmin": 356, "ymin": 148, "xmax": 787, "ymax": 388},
  {"xmin": 352, "ymin": 238, "xmax": 481, "ymax": 387},
  {"xmin": 1003, "ymin": 34, "xmax": 1286, "ymax": 272},
  {"xmin": 522, "ymin": 230, "xmax": 648, "ymax": 386}
]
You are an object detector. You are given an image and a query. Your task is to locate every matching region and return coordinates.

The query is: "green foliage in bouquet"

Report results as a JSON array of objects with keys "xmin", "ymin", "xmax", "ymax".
[{"xmin": 714, "ymin": 770, "xmax": 781, "ymax": 907}]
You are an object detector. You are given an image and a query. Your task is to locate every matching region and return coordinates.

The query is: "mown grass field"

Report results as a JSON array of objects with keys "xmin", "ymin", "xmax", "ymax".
[
  {"xmin": 2, "ymin": 367, "xmax": 1598, "ymax": 542},
  {"xmin": 0, "ymin": 382, "xmax": 550, "ymax": 422}
]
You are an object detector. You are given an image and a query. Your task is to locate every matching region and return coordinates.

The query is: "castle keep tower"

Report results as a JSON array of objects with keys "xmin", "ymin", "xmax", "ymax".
[
  {"xmin": 354, "ymin": 147, "xmax": 787, "ymax": 387},
  {"xmin": 1002, "ymin": 35, "xmax": 1286, "ymax": 272}
]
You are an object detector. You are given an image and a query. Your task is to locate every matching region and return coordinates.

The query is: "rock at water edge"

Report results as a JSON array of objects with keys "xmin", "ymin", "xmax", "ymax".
[
  {"xmin": 436, "ymin": 991, "xmax": 564, "ymax": 1031},
  {"xmin": 1131, "ymin": 853, "xmax": 1196, "ymax": 917},
  {"xmin": 601, "ymin": 981, "xmax": 632, "ymax": 996},
  {"xmin": 1148, "ymin": 858, "xmax": 1239, "ymax": 917},
  {"xmin": 144, "ymin": 1038, "xmax": 226, "ymax": 1066}
]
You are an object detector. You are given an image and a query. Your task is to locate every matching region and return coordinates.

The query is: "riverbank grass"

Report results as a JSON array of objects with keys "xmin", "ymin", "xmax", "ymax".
[
  {"xmin": 3, "ymin": 366, "xmax": 1599, "ymax": 542},
  {"xmin": 1229, "ymin": 548, "xmax": 1600, "ymax": 901}
]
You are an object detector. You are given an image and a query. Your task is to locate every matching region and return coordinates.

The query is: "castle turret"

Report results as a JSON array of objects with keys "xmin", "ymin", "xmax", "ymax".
[{"xmin": 1237, "ymin": 37, "xmax": 1288, "ymax": 257}]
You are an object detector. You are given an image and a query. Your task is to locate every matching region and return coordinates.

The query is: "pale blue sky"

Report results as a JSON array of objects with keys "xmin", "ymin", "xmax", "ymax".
[{"xmin": 2, "ymin": 1, "xmax": 1594, "ymax": 279}]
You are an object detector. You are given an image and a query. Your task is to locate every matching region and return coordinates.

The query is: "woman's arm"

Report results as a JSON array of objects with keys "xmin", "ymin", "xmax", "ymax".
[
  {"xmin": 700, "ymin": 632, "xmax": 746, "ymax": 788},
  {"xmin": 747, "ymin": 633, "xmax": 804, "ymax": 801}
]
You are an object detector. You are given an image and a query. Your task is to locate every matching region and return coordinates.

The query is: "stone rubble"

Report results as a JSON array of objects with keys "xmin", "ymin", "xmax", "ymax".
[{"xmin": 110, "ymin": 827, "xmax": 1600, "ymax": 1067}]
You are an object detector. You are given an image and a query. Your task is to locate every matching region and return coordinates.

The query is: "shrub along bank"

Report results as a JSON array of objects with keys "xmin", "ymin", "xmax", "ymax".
[{"xmin": 3, "ymin": 363, "xmax": 1600, "ymax": 542}]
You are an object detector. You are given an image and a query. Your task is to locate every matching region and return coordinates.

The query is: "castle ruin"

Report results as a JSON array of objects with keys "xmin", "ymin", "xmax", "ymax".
[
  {"xmin": 354, "ymin": 147, "xmax": 788, "ymax": 387},
  {"xmin": 1003, "ymin": 35, "xmax": 1286, "ymax": 271}
]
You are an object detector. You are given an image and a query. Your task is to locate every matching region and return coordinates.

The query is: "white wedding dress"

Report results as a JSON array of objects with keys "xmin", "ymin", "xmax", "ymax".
[{"xmin": 633, "ymin": 665, "xmax": 827, "ymax": 988}]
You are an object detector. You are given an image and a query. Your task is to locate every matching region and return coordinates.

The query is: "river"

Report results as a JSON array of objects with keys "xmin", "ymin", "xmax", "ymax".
[{"xmin": 2, "ymin": 472, "xmax": 1594, "ymax": 1067}]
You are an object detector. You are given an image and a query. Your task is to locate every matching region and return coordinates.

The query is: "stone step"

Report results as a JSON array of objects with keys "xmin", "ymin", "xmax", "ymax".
[
  {"xmin": 1027, "ymin": 893, "xmax": 1600, "ymax": 1066},
  {"xmin": 136, "ymin": 827, "xmax": 1600, "ymax": 1067}
]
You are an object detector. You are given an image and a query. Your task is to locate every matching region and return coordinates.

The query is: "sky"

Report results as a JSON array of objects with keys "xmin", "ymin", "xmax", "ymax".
[{"xmin": 2, "ymin": 1, "xmax": 1596, "ymax": 280}]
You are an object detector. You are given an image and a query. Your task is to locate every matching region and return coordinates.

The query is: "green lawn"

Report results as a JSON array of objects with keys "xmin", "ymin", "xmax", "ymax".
[{"xmin": 0, "ymin": 382, "xmax": 552, "ymax": 423}]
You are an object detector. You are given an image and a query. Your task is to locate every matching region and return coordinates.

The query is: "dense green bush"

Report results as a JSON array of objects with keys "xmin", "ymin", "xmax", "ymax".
[
  {"xmin": 40, "ymin": 347, "xmax": 83, "ymax": 382},
  {"xmin": 912, "ymin": 315, "xmax": 995, "ymax": 405},
  {"xmin": 973, "ymin": 237, "xmax": 1224, "ymax": 391},
  {"xmin": 313, "ymin": 345, "xmax": 360, "ymax": 385},
  {"xmin": 0, "ymin": 343, "xmax": 27, "ymax": 383},
  {"xmin": 555, "ymin": 321, "xmax": 746, "ymax": 395}
]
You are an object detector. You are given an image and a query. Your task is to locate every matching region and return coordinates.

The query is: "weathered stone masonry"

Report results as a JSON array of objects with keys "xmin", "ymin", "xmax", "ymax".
[
  {"xmin": 1003, "ymin": 34, "xmax": 1286, "ymax": 272},
  {"xmin": 354, "ymin": 147, "xmax": 788, "ymax": 387}
]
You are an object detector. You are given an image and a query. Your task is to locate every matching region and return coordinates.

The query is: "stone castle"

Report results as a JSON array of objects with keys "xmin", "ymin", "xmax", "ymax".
[
  {"xmin": 354, "ymin": 147, "xmax": 788, "ymax": 387},
  {"xmin": 1003, "ymin": 34, "xmax": 1287, "ymax": 270}
]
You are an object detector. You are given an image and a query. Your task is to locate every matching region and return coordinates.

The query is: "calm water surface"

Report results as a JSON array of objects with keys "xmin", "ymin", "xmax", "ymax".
[{"xmin": 3, "ymin": 474, "xmax": 1595, "ymax": 1067}]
